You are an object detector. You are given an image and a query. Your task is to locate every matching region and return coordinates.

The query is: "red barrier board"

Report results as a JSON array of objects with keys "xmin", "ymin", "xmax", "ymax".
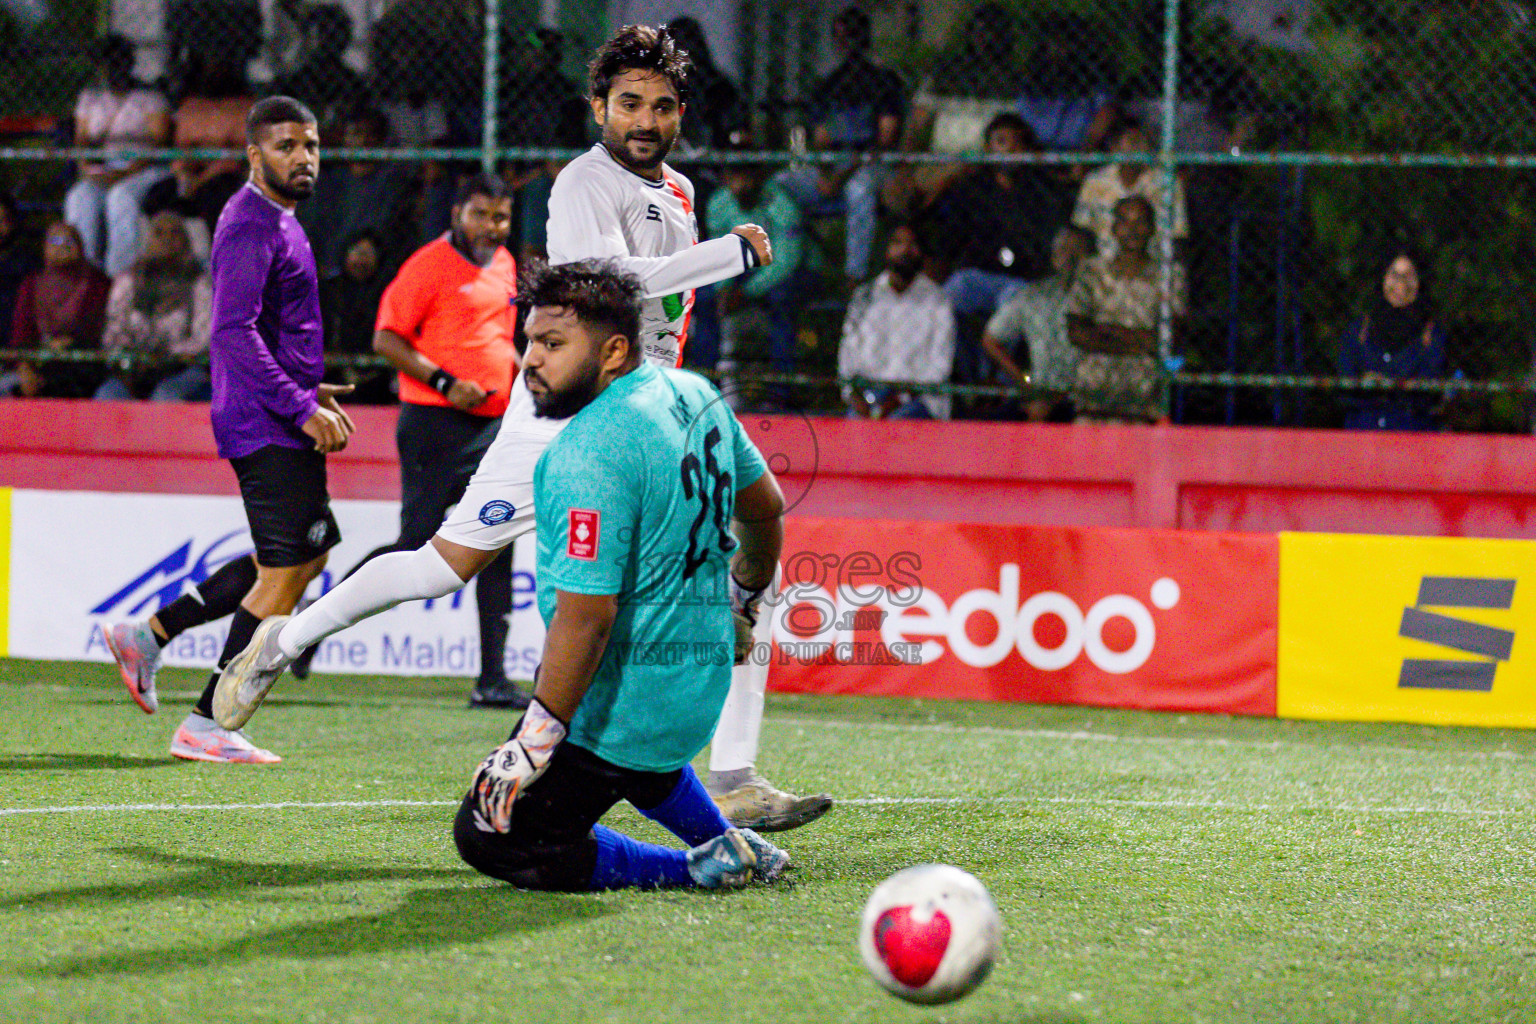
[{"xmin": 767, "ymin": 518, "xmax": 1278, "ymax": 715}]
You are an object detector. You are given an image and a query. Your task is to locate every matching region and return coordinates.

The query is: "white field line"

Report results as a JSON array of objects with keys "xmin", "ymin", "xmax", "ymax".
[{"xmin": 0, "ymin": 794, "xmax": 1518, "ymax": 819}]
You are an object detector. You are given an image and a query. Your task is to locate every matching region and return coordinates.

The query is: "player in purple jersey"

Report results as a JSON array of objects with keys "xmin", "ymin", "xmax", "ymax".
[
  {"xmin": 111, "ymin": 97, "xmax": 355, "ymax": 764},
  {"xmin": 105, "ymin": 100, "xmax": 355, "ymax": 748}
]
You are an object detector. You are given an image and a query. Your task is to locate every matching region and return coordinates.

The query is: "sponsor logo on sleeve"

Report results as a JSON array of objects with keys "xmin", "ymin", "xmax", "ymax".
[{"xmin": 568, "ymin": 509, "xmax": 600, "ymax": 560}]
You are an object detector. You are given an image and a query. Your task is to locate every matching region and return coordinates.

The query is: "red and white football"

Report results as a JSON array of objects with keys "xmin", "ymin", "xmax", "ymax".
[{"xmin": 859, "ymin": 864, "xmax": 1002, "ymax": 1005}]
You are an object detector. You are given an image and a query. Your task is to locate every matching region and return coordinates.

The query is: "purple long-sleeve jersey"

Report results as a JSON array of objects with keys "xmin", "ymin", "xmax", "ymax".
[{"xmin": 208, "ymin": 183, "xmax": 324, "ymax": 459}]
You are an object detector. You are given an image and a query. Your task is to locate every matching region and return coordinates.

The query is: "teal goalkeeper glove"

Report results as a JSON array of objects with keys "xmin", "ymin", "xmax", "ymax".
[{"xmin": 471, "ymin": 698, "xmax": 567, "ymax": 832}]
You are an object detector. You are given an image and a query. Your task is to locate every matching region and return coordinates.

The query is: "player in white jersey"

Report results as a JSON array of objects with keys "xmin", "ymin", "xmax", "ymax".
[{"xmin": 215, "ymin": 25, "xmax": 831, "ymax": 833}]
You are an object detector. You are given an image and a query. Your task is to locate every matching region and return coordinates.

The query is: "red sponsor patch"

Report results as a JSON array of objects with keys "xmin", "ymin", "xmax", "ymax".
[{"xmin": 567, "ymin": 509, "xmax": 600, "ymax": 560}]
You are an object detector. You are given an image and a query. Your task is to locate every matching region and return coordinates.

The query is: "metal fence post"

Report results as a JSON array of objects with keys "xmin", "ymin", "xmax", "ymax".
[
  {"xmin": 482, "ymin": 0, "xmax": 500, "ymax": 174},
  {"xmin": 1158, "ymin": 0, "xmax": 1182, "ymax": 418}
]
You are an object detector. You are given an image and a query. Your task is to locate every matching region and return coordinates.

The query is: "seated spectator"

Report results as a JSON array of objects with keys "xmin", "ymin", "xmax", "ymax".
[
  {"xmin": 270, "ymin": 4, "xmax": 368, "ymax": 137},
  {"xmin": 2, "ymin": 222, "xmax": 110, "ymax": 399},
  {"xmin": 1072, "ymin": 118, "xmax": 1188, "ymax": 261},
  {"xmin": 0, "ymin": 191, "xmax": 36, "ymax": 342},
  {"xmin": 320, "ymin": 229, "xmax": 395, "ymax": 405},
  {"xmin": 142, "ymin": 55, "xmax": 258, "ymax": 238},
  {"xmin": 667, "ymin": 18, "xmax": 746, "ymax": 150},
  {"xmin": 928, "ymin": 113, "xmax": 1072, "ymax": 319},
  {"xmin": 906, "ymin": 3, "xmax": 1019, "ymax": 156},
  {"xmin": 298, "ymin": 106, "xmax": 414, "ymax": 277},
  {"xmin": 62, "ymin": 34, "xmax": 172, "ymax": 277},
  {"xmin": 1015, "ymin": 15, "xmax": 1117, "ymax": 154},
  {"xmin": 1338, "ymin": 246, "xmax": 1445, "ymax": 431},
  {"xmin": 94, "ymin": 211, "xmax": 211, "ymax": 401},
  {"xmin": 838, "ymin": 223, "xmax": 956, "ymax": 420},
  {"xmin": 1066, "ymin": 196, "xmax": 1186, "ymax": 423},
  {"xmin": 696, "ymin": 135, "xmax": 806, "ymax": 400},
  {"xmin": 775, "ymin": 7, "xmax": 906, "ymax": 285},
  {"xmin": 981, "ymin": 225, "xmax": 1095, "ymax": 421}
]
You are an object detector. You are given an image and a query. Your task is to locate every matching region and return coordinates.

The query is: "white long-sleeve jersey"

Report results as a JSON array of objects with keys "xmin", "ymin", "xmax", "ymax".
[{"xmin": 547, "ymin": 143, "xmax": 754, "ymax": 366}]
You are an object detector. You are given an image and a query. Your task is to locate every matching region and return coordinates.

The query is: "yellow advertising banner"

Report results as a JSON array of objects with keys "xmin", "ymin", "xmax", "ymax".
[{"xmin": 1278, "ymin": 531, "xmax": 1536, "ymax": 727}]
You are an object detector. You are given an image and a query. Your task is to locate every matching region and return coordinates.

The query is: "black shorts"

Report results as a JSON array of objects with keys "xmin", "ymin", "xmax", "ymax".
[
  {"xmin": 229, "ymin": 444, "xmax": 341, "ymax": 568},
  {"xmin": 452, "ymin": 740, "xmax": 681, "ymax": 891}
]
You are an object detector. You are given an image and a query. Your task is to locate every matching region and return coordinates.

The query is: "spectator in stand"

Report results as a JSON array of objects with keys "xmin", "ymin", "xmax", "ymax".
[
  {"xmin": 1067, "ymin": 195, "xmax": 1186, "ymax": 423},
  {"xmin": 775, "ymin": 6, "xmax": 906, "ymax": 285},
  {"xmin": 270, "ymin": 4, "xmax": 368, "ymax": 136},
  {"xmin": 667, "ymin": 17, "xmax": 746, "ymax": 150},
  {"xmin": 928, "ymin": 113, "xmax": 1071, "ymax": 319},
  {"xmin": 838, "ymin": 223, "xmax": 956, "ymax": 420},
  {"xmin": 142, "ymin": 55, "xmax": 258, "ymax": 240},
  {"xmin": 981, "ymin": 224, "xmax": 1095, "ymax": 421},
  {"xmin": 95, "ymin": 211, "xmax": 212, "ymax": 402},
  {"xmin": 1016, "ymin": 14, "xmax": 1117, "ymax": 155},
  {"xmin": 320, "ymin": 229, "xmax": 394, "ymax": 405},
  {"xmin": 1338, "ymin": 246, "xmax": 1445, "ymax": 431},
  {"xmin": 299, "ymin": 106, "xmax": 414, "ymax": 277},
  {"xmin": 0, "ymin": 192, "xmax": 35, "ymax": 341},
  {"xmin": 2, "ymin": 222, "xmax": 110, "ymax": 399},
  {"xmin": 62, "ymin": 34, "xmax": 172, "ymax": 277},
  {"xmin": 906, "ymin": 3, "xmax": 1019, "ymax": 156},
  {"xmin": 498, "ymin": 27, "xmax": 588, "ymax": 151},
  {"xmin": 698, "ymin": 133, "xmax": 805, "ymax": 397},
  {"xmin": 1072, "ymin": 118, "xmax": 1188, "ymax": 261}
]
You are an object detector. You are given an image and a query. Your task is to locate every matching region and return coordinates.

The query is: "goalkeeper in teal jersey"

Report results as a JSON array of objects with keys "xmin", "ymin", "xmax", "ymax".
[{"xmin": 453, "ymin": 260, "xmax": 791, "ymax": 890}]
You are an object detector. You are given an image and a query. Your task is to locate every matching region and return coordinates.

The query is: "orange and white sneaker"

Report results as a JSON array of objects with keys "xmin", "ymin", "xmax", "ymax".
[
  {"xmin": 169, "ymin": 714, "xmax": 281, "ymax": 764},
  {"xmin": 103, "ymin": 621, "xmax": 162, "ymax": 715}
]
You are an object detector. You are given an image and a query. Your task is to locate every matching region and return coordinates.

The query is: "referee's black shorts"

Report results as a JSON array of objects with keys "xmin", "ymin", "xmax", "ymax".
[{"xmin": 229, "ymin": 444, "xmax": 341, "ymax": 568}]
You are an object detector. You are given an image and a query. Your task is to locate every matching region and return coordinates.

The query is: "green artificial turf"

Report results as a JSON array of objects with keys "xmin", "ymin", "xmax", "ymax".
[{"xmin": 2, "ymin": 657, "xmax": 1534, "ymax": 1023}]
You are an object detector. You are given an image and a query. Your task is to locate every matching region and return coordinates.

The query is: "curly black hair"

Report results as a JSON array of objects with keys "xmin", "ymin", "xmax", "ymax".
[
  {"xmin": 520, "ymin": 259, "xmax": 645, "ymax": 356},
  {"xmin": 588, "ymin": 24, "xmax": 692, "ymax": 103}
]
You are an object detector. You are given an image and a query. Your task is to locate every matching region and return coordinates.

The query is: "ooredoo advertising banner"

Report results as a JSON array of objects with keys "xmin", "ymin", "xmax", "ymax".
[
  {"xmin": 1278, "ymin": 531, "xmax": 1536, "ymax": 728},
  {"xmin": 766, "ymin": 518, "xmax": 1279, "ymax": 715},
  {"xmin": 3, "ymin": 492, "xmax": 1277, "ymax": 712}
]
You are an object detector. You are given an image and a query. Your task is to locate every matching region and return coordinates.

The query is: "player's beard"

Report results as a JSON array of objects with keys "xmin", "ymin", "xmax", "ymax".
[
  {"xmin": 603, "ymin": 122, "xmax": 674, "ymax": 173},
  {"xmin": 527, "ymin": 357, "xmax": 603, "ymax": 419},
  {"xmin": 259, "ymin": 155, "xmax": 315, "ymax": 202}
]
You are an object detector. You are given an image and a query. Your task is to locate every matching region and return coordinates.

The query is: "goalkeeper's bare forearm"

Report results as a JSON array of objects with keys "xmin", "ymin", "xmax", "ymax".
[{"xmin": 732, "ymin": 470, "xmax": 785, "ymax": 593}]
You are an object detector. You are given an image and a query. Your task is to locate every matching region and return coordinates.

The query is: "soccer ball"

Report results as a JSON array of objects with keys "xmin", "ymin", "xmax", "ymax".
[{"xmin": 859, "ymin": 864, "xmax": 1002, "ymax": 1005}]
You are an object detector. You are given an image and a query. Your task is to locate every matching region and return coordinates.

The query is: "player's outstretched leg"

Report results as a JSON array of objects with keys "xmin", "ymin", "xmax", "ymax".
[
  {"xmin": 707, "ymin": 605, "xmax": 833, "ymax": 832},
  {"xmin": 213, "ymin": 615, "xmax": 291, "ymax": 730},
  {"xmin": 105, "ymin": 554, "xmax": 258, "ymax": 715},
  {"xmin": 272, "ymin": 541, "xmax": 473, "ymax": 671}
]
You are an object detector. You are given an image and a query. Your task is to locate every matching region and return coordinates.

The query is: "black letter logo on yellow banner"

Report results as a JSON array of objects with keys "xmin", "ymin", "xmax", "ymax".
[{"xmin": 1398, "ymin": 576, "xmax": 1515, "ymax": 691}]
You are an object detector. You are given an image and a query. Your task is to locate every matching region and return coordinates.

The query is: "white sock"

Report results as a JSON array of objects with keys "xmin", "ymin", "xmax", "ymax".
[
  {"xmin": 180, "ymin": 711, "xmax": 221, "ymax": 733},
  {"xmin": 277, "ymin": 544, "xmax": 468, "ymax": 657},
  {"xmin": 708, "ymin": 597, "xmax": 774, "ymax": 774}
]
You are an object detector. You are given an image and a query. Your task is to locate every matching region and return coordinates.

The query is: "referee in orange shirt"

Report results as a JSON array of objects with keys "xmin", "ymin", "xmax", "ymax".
[{"xmin": 293, "ymin": 174, "xmax": 526, "ymax": 707}]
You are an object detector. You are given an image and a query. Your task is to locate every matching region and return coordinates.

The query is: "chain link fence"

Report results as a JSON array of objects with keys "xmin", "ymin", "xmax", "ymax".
[{"xmin": 0, "ymin": 0, "xmax": 1532, "ymax": 430}]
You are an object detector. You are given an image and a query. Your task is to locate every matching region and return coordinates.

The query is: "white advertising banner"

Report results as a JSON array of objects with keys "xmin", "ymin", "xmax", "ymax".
[{"xmin": 6, "ymin": 490, "xmax": 547, "ymax": 678}]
